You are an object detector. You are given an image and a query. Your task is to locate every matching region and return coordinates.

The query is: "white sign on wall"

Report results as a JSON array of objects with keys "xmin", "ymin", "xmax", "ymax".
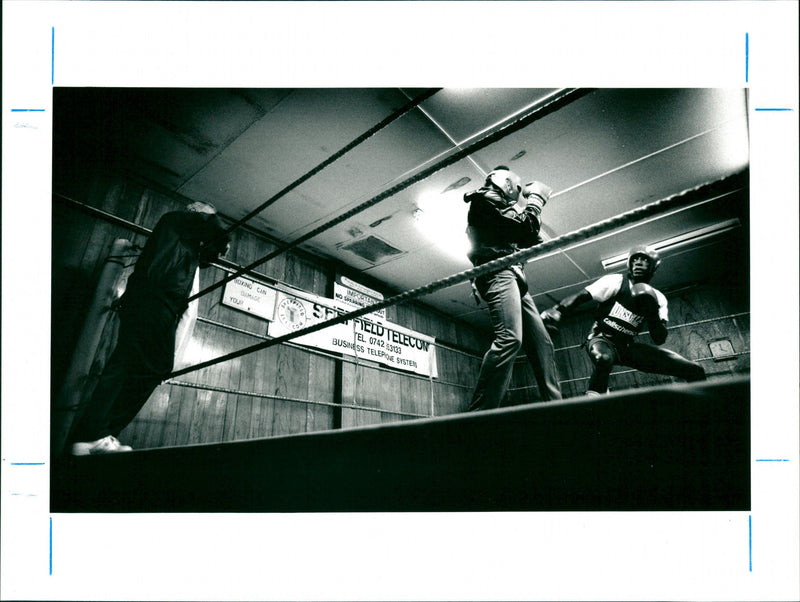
[
  {"xmin": 221, "ymin": 276, "xmax": 278, "ymax": 321},
  {"xmin": 333, "ymin": 279, "xmax": 386, "ymax": 319},
  {"xmin": 269, "ymin": 288, "xmax": 437, "ymax": 378}
]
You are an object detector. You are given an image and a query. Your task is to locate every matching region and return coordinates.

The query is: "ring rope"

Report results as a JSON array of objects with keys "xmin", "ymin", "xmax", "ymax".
[
  {"xmin": 223, "ymin": 88, "xmax": 441, "ymax": 234},
  {"xmin": 533, "ymin": 351, "xmax": 752, "ymax": 387},
  {"xmin": 542, "ymin": 311, "xmax": 751, "ymax": 353},
  {"xmin": 169, "ymin": 169, "xmax": 747, "ymax": 379},
  {"xmin": 187, "ymin": 87, "xmax": 595, "ymax": 303},
  {"xmin": 165, "ymin": 379, "xmax": 430, "ymax": 419}
]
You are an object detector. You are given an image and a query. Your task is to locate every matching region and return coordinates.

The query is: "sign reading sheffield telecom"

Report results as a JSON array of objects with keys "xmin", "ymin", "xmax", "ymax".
[{"xmin": 269, "ymin": 289, "xmax": 438, "ymax": 378}]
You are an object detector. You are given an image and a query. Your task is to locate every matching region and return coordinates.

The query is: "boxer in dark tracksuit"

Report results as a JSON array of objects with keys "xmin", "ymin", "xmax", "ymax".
[
  {"xmin": 70, "ymin": 202, "xmax": 230, "ymax": 455},
  {"xmin": 541, "ymin": 246, "xmax": 706, "ymax": 396},
  {"xmin": 464, "ymin": 166, "xmax": 562, "ymax": 411}
]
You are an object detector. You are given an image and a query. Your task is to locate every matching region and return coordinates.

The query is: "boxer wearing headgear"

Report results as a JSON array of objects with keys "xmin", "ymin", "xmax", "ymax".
[
  {"xmin": 540, "ymin": 245, "xmax": 705, "ymax": 396},
  {"xmin": 463, "ymin": 166, "xmax": 562, "ymax": 410}
]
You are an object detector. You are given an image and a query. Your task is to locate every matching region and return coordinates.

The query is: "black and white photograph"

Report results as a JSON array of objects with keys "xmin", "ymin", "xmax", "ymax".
[
  {"xmin": 48, "ymin": 86, "xmax": 752, "ymax": 514},
  {"xmin": 2, "ymin": 2, "xmax": 798, "ymax": 601}
]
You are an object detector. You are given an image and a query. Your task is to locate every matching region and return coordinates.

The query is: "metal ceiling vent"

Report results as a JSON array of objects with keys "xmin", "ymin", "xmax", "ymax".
[{"xmin": 340, "ymin": 235, "xmax": 405, "ymax": 265}]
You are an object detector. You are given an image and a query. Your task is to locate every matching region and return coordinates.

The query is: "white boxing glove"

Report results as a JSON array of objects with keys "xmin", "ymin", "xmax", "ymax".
[
  {"xmin": 522, "ymin": 181, "xmax": 553, "ymax": 215},
  {"xmin": 540, "ymin": 306, "xmax": 562, "ymax": 334}
]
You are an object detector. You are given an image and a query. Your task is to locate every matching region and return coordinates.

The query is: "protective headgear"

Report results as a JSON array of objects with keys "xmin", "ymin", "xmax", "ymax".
[
  {"xmin": 627, "ymin": 245, "xmax": 661, "ymax": 281},
  {"xmin": 187, "ymin": 201, "xmax": 217, "ymax": 215},
  {"xmin": 486, "ymin": 167, "xmax": 522, "ymax": 201}
]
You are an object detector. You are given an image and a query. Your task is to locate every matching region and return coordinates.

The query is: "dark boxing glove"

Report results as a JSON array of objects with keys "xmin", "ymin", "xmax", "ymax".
[{"xmin": 630, "ymin": 282, "xmax": 660, "ymax": 316}]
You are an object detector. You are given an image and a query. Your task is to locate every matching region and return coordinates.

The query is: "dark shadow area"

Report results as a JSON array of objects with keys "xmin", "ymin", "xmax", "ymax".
[{"xmin": 52, "ymin": 377, "xmax": 750, "ymax": 513}]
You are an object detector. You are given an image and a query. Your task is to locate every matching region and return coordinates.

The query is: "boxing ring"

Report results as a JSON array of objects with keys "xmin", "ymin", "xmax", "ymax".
[
  {"xmin": 52, "ymin": 377, "xmax": 749, "ymax": 512},
  {"xmin": 52, "ymin": 88, "xmax": 751, "ymax": 512}
]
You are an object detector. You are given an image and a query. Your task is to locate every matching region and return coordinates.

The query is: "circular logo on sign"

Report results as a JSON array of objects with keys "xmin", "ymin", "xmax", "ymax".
[{"xmin": 277, "ymin": 298, "xmax": 307, "ymax": 330}]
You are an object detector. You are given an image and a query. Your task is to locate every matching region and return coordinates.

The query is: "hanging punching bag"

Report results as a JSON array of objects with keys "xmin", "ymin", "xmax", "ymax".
[{"xmin": 51, "ymin": 238, "xmax": 135, "ymax": 457}]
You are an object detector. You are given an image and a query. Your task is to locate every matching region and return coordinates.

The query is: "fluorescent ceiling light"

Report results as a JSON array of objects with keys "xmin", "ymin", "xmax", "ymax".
[{"xmin": 601, "ymin": 218, "xmax": 741, "ymax": 270}]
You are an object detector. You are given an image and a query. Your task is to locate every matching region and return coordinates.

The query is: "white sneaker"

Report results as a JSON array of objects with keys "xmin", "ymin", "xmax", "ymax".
[{"xmin": 71, "ymin": 435, "xmax": 133, "ymax": 456}]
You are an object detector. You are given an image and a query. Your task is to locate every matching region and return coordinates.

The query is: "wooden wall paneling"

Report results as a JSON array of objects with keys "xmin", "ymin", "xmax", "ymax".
[
  {"xmin": 306, "ymin": 353, "xmax": 336, "ymax": 433},
  {"xmin": 403, "ymin": 303, "xmax": 421, "ymax": 333},
  {"xmin": 440, "ymin": 315, "xmax": 459, "ymax": 347},
  {"xmin": 181, "ymin": 318, "xmax": 210, "ymax": 388},
  {"xmin": 123, "ymin": 386, "xmax": 154, "ymax": 449},
  {"xmin": 351, "ymin": 362, "xmax": 370, "ymax": 428},
  {"xmin": 432, "ymin": 381, "xmax": 449, "ymax": 415},
  {"xmin": 417, "ymin": 374, "xmax": 434, "ymax": 419},
  {"xmin": 414, "ymin": 309, "xmax": 432, "ymax": 340},
  {"xmin": 457, "ymin": 321, "xmax": 488, "ymax": 356},
  {"xmin": 180, "ymin": 308, "xmax": 216, "ymax": 441},
  {"xmin": 173, "ymin": 385, "xmax": 199, "ymax": 446},
  {"xmin": 352, "ymin": 360, "xmax": 377, "ymax": 429},
  {"xmin": 201, "ymin": 391, "xmax": 228, "ymax": 444},
  {"xmin": 282, "ymin": 253, "xmax": 318, "ymax": 294},
  {"xmin": 115, "ymin": 401, "xmax": 145, "ymax": 449},
  {"xmin": 187, "ymin": 388, "xmax": 213, "ymax": 444},
  {"xmin": 341, "ymin": 360, "xmax": 383, "ymax": 429},
  {"xmin": 224, "ymin": 228, "xmax": 244, "ymax": 266},
  {"xmin": 443, "ymin": 385, "xmax": 462, "ymax": 414},
  {"xmin": 349, "ymin": 363, "xmax": 369, "ymax": 428},
  {"xmin": 129, "ymin": 187, "xmax": 158, "ymax": 231},
  {"xmin": 453, "ymin": 380, "xmax": 469, "ymax": 414},
  {"xmin": 272, "ymin": 345, "xmax": 311, "ymax": 437},
  {"xmin": 221, "ymin": 357, "xmax": 243, "ymax": 442},
  {"xmin": 141, "ymin": 387, "xmax": 171, "ymax": 449},
  {"xmin": 185, "ymin": 313, "xmax": 221, "ymax": 443},
  {"xmin": 433, "ymin": 349, "xmax": 456, "ymax": 415},
  {"xmin": 313, "ymin": 264, "xmax": 331, "ymax": 298},
  {"xmin": 378, "ymin": 368, "xmax": 402, "ymax": 425},
  {"xmin": 246, "ymin": 347, "xmax": 271, "ymax": 440},
  {"xmin": 118, "ymin": 181, "xmax": 154, "ymax": 223},
  {"xmin": 199, "ymin": 266, "xmax": 225, "ymax": 322},
  {"xmin": 424, "ymin": 308, "xmax": 444, "ymax": 342},
  {"xmin": 457, "ymin": 351, "xmax": 478, "ymax": 395},
  {"xmin": 400, "ymin": 368, "xmax": 429, "ymax": 420},
  {"xmin": 391, "ymin": 302, "xmax": 413, "ymax": 331},
  {"xmin": 233, "ymin": 345, "xmax": 261, "ymax": 442},
  {"xmin": 458, "ymin": 349, "xmax": 481, "ymax": 396},
  {"xmin": 261, "ymin": 347, "xmax": 283, "ymax": 439},
  {"xmin": 551, "ymin": 315, "xmax": 589, "ymax": 398},
  {"xmin": 340, "ymin": 362, "xmax": 357, "ymax": 429},
  {"xmin": 433, "ymin": 344, "xmax": 450, "ymax": 383},
  {"xmin": 198, "ymin": 326, "xmax": 236, "ymax": 444},
  {"xmin": 508, "ymin": 353, "xmax": 540, "ymax": 405},
  {"xmin": 249, "ymin": 234, "xmax": 288, "ymax": 285},
  {"xmin": 218, "ymin": 336, "xmax": 249, "ymax": 436},
  {"xmin": 233, "ymin": 355, "xmax": 255, "ymax": 441},
  {"xmin": 559, "ymin": 315, "xmax": 588, "ymax": 368},
  {"xmin": 359, "ymin": 361, "xmax": 378, "ymax": 428},
  {"xmin": 160, "ymin": 384, "xmax": 186, "ymax": 447}
]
